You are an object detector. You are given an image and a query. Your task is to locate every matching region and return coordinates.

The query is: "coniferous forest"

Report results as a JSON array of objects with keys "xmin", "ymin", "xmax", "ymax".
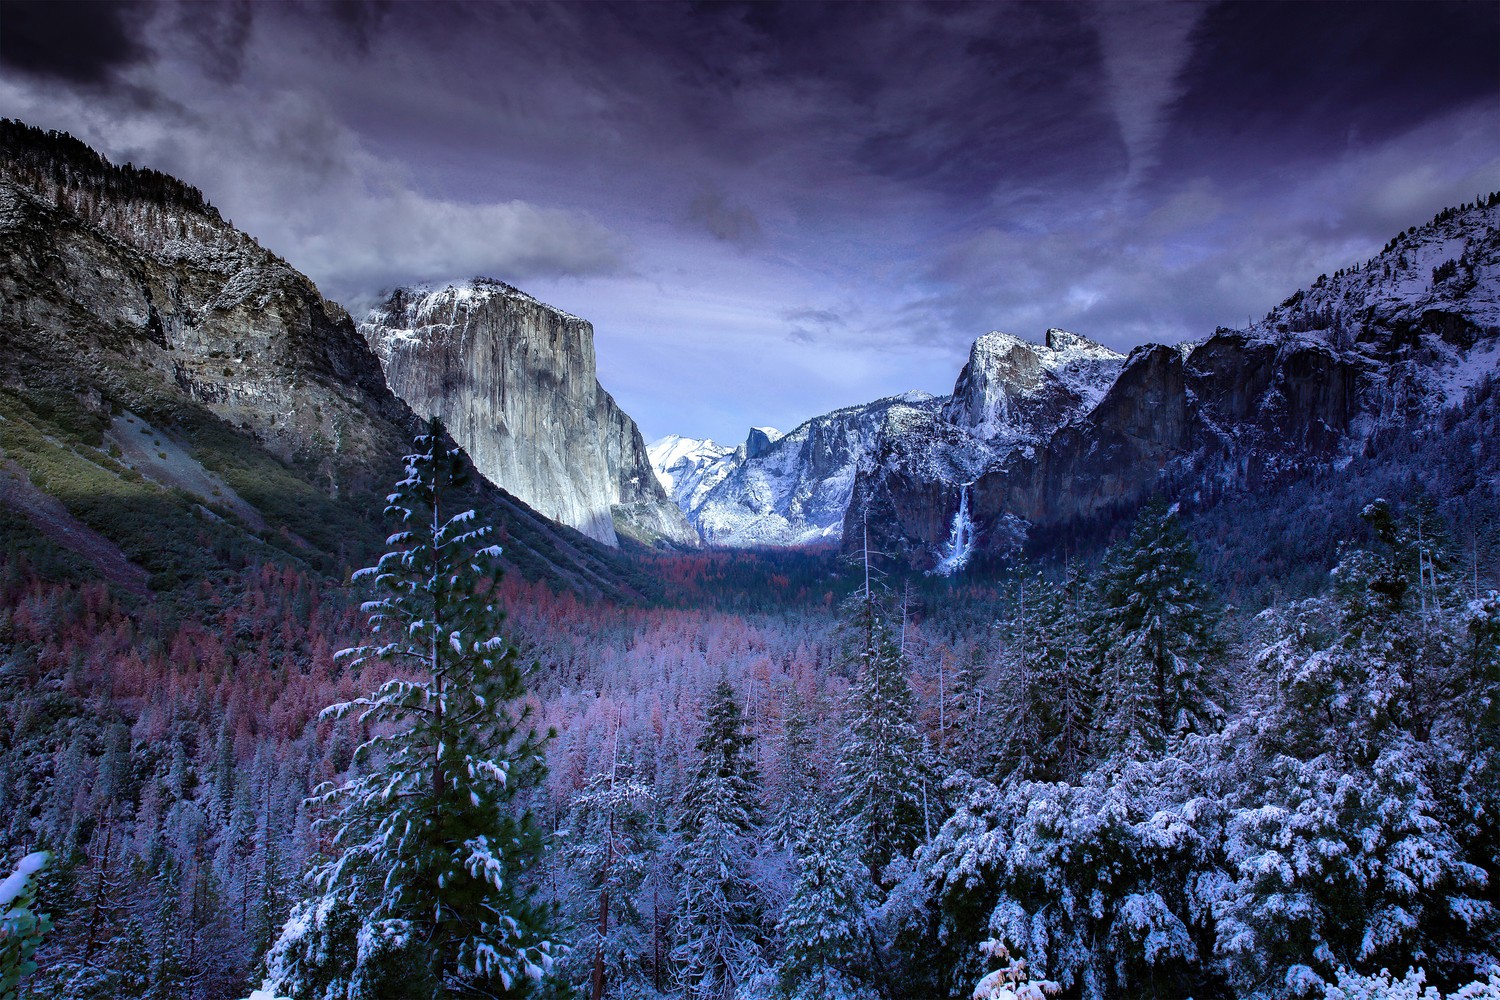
[{"xmin": 3, "ymin": 410, "xmax": 1497, "ymax": 998}]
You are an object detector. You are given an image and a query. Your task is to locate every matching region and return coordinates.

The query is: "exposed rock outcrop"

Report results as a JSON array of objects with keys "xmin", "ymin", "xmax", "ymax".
[
  {"xmin": 360, "ymin": 280, "xmax": 698, "ymax": 548},
  {"xmin": 0, "ymin": 126, "xmax": 404, "ymax": 497},
  {"xmin": 652, "ymin": 197, "xmax": 1499, "ymax": 569},
  {"xmin": 649, "ymin": 394, "xmax": 939, "ymax": 546}
]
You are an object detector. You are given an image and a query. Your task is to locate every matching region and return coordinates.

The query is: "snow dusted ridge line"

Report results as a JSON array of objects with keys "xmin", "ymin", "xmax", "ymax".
[
  {"xmin": 386, "ymin": 276, "xmax": 583, "ymax": 319},
  {"xmin": 665, "ymin": 201, "xmax": 1500, "ymax": 568},
  {"xmin": 647, "ymin": 434, "xmax": 736, "ymax": 496},
  {"xmin": 658, "ymin": 392, "xmax": 945, "ymax": 547}
]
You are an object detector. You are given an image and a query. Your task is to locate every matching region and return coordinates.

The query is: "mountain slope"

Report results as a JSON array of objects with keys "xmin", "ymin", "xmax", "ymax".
[
  {"xmin": 361, "ymin": 280, "xmax": 699, "ymax": 549},
  {"xmin": 649, "ymin": 434, "xmax": 737, "ymax": 505},
  {"xmin": 648, "ymin": 198, "xmax": 1499, "ymax": 572},
  {"xmin": 672, "ymin": 392, "xmax": 942, "ymax": 546},
  {"xmin": 0, "ymin": 120, "xmax": 653, "ymax": 601},
  {"xmin": 660, "ymin": 328, "xmax": 1122, "ymax": 551}
]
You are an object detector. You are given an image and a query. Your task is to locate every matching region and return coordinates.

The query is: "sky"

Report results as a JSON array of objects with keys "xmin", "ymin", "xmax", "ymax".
[{"xmin": 2, "ymin": 1, "xmax": 1497, "ymax": 445}]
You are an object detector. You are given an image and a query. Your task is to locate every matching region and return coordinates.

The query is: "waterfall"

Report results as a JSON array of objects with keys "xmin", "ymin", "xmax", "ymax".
[{"xmin": 932, "ymin": 483, "xmax": 975, "ymax": 576}]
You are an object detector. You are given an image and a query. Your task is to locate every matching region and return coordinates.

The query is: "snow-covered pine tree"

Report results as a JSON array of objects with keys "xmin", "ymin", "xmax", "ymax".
[
  {"xmin": 1092, "ymin": 500, "xmax": 1223, "ymax": 758},
  {"xmin": 0, "ymin": 852, "xmax": 52, "ymax": 997},
  {"xmin": 768, "ymin": 688, "xmax": 817, "ymax": 852},
  {"xmin": 559, "ymin": 743, "xmax": 657, "ymax": 1000},
  {"xmin": 264, "ymin": 420, "xmax": 554, "ymax": 1000},
  {"xmin": 774, "ymin": 803, "xmax": 873, "ymax": 1000},
  {"xmin": 834, "ymin": 593, "xmax": 935, "ymax": 886},
  {"xmin": 941, "ymin": 644, "xmax": 993, "ymax": 776},
  {"xmin": 673, "ymin": 680, "xmax": 764, "ymax": 1000},
  {"xmin": 993, "ymin": 566, "xmax": 1096, "ymax": 783},
  {"xmin": 1217, "ymin": 500, "xmax": 1496, "ymax": 993}
]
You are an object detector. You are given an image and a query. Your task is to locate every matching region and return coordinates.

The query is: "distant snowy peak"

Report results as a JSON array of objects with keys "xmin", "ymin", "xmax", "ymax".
[
  {"xmin": 745, "ymin": 426, "xmax": 782, "ymax": 459},
  {"xmin": 648, "ymin": 434, "xmax": 735, "ymax": 496},
  {"xmin": 1039, "ymin": 328, "xmax": 1129, "ymax": 406},
  {"xmin": 648, "ymin": 434, "xmax": 731, "ymax": 473},
  {"xmin": 667, "ymin": 392, "xmax": 942, "ymax": 547},
  {"xmin": 941, "ymin": 328, "xmax": 1125, "ymax": 444}
]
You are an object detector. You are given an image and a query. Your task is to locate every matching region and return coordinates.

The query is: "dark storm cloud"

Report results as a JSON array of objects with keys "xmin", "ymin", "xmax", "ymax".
[
  {"xmin": 0, "ymin": 0, "xmax": 151, "ymax": 85},
  {"xmin": 303, "ymin": 1, "xmax": 1128, "ymax": 213},
  {"xmin": 168, "ymin": 1, "xmax": 257, "ymax": 84},
  {"xmin": 1163, "ymin": 0, "xmax": 1500, "ymax": 178},
  {"xmin": 323, "ymin": 0, "xmax": 395, "ymax": 53},
  {"xmin": 3, "ymin": 0, "xmax": 1495, "ymax": 442}
]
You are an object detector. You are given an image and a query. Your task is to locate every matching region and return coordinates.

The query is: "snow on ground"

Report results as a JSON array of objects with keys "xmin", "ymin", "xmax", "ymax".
[{"xmin": 1441, "ymin": 338, "xmax": 1500, "ymax": 406}]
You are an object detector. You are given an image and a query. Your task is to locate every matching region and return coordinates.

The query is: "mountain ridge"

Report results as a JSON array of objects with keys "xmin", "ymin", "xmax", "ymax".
[
  {"xmin": 651, "ymin": 195, "xmax": 1500, "ymax": 572},
  {"xmin": 0, "ymin": 119, "xmax": 658, "ymax": 601}
]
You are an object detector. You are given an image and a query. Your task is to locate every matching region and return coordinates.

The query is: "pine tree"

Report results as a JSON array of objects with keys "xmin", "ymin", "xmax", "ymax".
[
  {"xmin": 146, "ymin": 856, "xmax": 187, "ymax": 1000},
  {"xmin": 560, "ymin": 744, "xmax": 657, "ymax": 1000},
  {"xmin": 1221, "ymin": 499, "xmax": 1495, "ymax": 991},
  {"xmin": 768, "ymin": 688, "xmax": 817, "ymax": 852},
  {"xmin": 834, "ymin": 594, "xmax": 935, "ymax": 885},
  {"xmin": 994, "ymin": 567, "xmax": 1095, "ymax": 783},
  {"xmin": 0, "ymin": 852, "xmax": 52, "ymax": 997},
  {"xmin": 774, "ymin": 804, "xmax": 873, "ymax": 1000},
  {"xmin": 941, "ymin": 644, "xmax": 993, "ymax": 776},
  {"xmin": 673, "ymin": 680, "xmax": 764, "ymax": 1000},
  {"xmin": 1092, "ymin": 501, "xmax": 1223, "ymax": 758},
  {"xmin": 265, "ymin": 420, "xmax": 555, "ymax": 999}
]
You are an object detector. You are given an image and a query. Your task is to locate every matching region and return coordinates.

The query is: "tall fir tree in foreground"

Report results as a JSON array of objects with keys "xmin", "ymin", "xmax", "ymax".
[
  {"xmin": 674, "ymin": 680, "xmax": 764, "ymax": 1000},
  {"xmin": 834, "ymin": 593, "xmax": 935, "ymax": 886},
  {"xmin": 1092, "ymin": 500, "xmax": 1223, "ymax": 758},
  {"xmin": 264, "ymin": 420, "xmax": 554, "ymax": 1000},
  {"xmin": 774, "ymin": 803, "xmax": 873, "ymax": 1000}
]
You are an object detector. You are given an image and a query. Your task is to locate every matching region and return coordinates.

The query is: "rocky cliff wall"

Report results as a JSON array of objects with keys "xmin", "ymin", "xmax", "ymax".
[
  {"xmin": 0, "ymin": 170, "xmax": 405, "ymax": 498},
  {"xmin": 361, "ymin": 280, "xmax": 697, "ymax": 548}
]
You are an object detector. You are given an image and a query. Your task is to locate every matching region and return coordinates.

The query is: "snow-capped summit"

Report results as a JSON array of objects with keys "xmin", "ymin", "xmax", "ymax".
[
  {"xmin": 941, "ymin": 329, "xmax": 1124, "ymax": 444},
  {"xmin": 657, "ymin": 199, "xmax": 1500, "ymax": 566},
  {"xmin": 648, "ymin": 434, "xmax": 737, "ymax": 504},
  {"xmin": 656, "ymin": 394, "xmax": 944, "ymax": 547},
  {"xmin": 745, "ymin": 426, "xmax": 782, "ymax": 459},
  {"xmin": 858, "ymin": 196, "xmax": 1500, "ymax": 569}
]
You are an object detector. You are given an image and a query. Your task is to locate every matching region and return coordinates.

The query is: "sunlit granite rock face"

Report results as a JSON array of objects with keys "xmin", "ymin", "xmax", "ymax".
[{"xmin": 361, "ymin": 280, "xmax": 698, "ymax": 547}]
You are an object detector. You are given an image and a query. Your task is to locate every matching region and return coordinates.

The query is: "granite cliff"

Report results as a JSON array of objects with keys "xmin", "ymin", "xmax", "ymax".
[
  {"xmin": 651, "ymin": 197, "xmax": 1500, "ymax": 571},
  {"xmin": 360, "ymin": 280, "xmax": 698, "ymax": 548},
  {"xmin": 852, "ymin": 199, "xmax": 1500, "ymax": 567}
]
